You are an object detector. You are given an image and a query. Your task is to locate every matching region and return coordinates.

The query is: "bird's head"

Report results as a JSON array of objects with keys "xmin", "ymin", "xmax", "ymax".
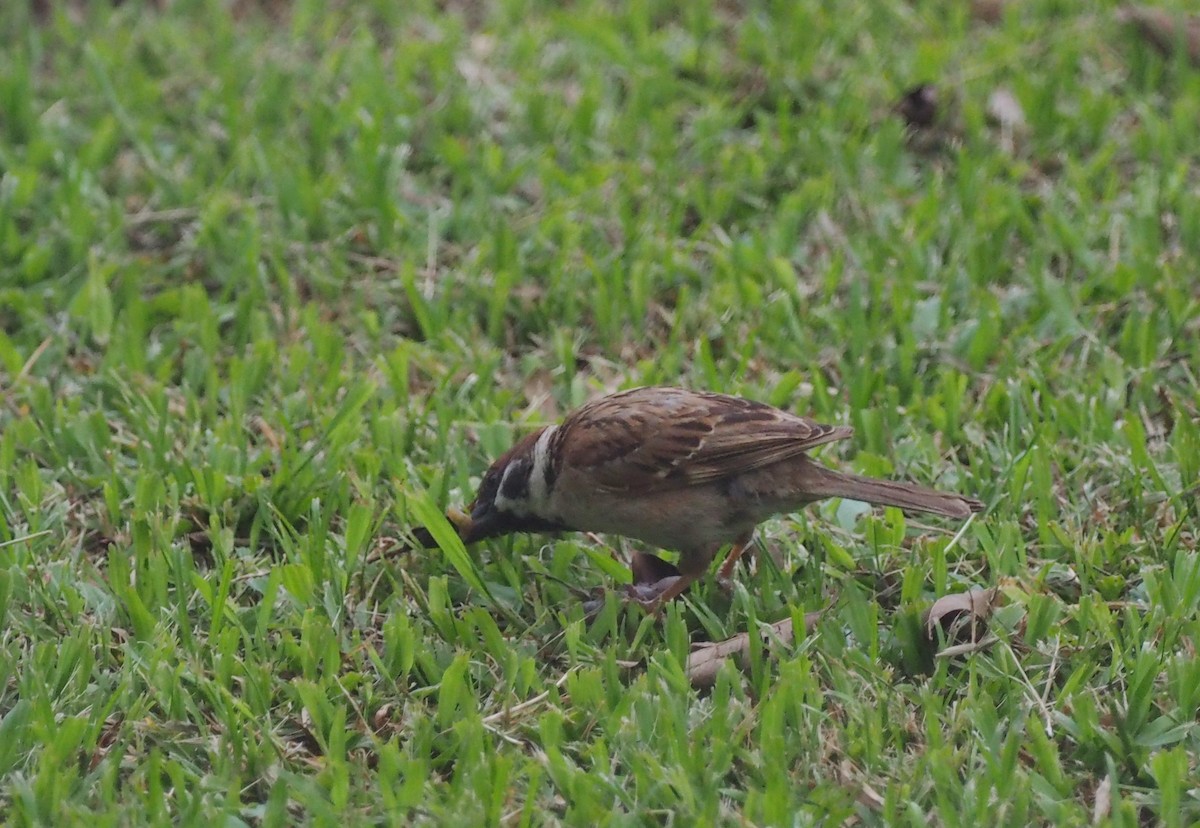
[{"xmin": 459, "ymin": 426, "xmax": 562, "ymax": 544}]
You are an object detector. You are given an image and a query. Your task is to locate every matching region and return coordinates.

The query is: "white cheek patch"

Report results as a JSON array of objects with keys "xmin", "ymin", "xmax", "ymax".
[{"xmin": 528, "ymin": 426, "xmax": 556, "ymax": 508}]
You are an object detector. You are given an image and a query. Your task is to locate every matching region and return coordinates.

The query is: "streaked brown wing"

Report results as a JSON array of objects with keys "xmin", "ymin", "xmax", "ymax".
[{"xmin": 553, "ymin": 387, "xmax": 852, "ymax": 493}]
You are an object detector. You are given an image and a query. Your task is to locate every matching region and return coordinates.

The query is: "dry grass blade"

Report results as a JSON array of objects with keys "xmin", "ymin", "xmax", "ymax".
[
  {"xmin": 838, "ymin": 759, "xmax": 886, "ymax": 813},
  {"xmin": 482, "ymin": 668, "xmax": 577, "ymax": 726},
  {"xmin": 934, "ymin": 634, "xmax": 1000, "ymax": 659},
  {"xmin": 686, "ymin": 611, "xmax": 822, "ymax": 689},
  {"xmin": 0, "ymin": 530, "xmax": 53, "ymax": 550}
]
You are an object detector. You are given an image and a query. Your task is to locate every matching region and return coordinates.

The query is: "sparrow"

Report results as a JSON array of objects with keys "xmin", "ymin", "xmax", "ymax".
[{"xmin": 447, "ymin": 386, "xmax": 984, "ymax": 607}]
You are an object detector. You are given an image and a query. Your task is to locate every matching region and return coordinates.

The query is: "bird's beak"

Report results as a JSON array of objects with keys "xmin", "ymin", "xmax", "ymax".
[
  {"xmin": 457, "ymin": 500, "xmax": 503, "ymax": 545},
  {"xmin": 446, "ymin": 506, "xmax": 473, "ymax": 532}
]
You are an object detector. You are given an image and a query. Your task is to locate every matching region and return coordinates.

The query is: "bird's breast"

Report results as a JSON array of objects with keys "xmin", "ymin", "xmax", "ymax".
[{"xmin": 546, "ymin": 472, "xmax": 759, "ymax": 554}]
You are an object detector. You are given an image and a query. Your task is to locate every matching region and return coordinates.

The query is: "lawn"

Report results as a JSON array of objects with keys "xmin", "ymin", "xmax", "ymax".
[{"xmin": 1, "ymin": 0, "xmax": 1198, "ymax": 824}]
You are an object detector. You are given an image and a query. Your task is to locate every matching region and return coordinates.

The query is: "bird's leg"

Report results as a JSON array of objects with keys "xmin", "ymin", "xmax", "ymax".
[
  {"xmin": 619, "ymin": 573, "xmax": 684, "ymax": 609},
  {"xmin": 637, "ymin": 544, "xmax": 722, "ymax": 615},
  {"xmin": 596, "ymin": 547, "xmax": 710, "ymax": 617},
  {"xmin": 620, "ymin": 555, "xmax": 704, "ymax": 614},
  {"xmin": 716, "ymin": 530, "xmax": 756, "ymax": 586}
]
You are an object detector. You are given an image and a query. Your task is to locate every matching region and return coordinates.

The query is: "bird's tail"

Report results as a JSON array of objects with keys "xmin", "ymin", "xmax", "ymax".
[{"xmin": 804, "ymin": 464, "xmax": 983, "ymax": 518}]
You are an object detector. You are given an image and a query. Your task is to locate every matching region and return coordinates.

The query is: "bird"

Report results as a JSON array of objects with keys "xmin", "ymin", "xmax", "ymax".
[{"xmin": 445, "ymin": 386, "xmax": 984, "ymax": 608}]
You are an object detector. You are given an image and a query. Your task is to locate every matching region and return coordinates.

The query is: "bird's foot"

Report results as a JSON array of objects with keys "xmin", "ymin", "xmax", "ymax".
[{"xmin": 581, "ymin": 575, "xmax": 692, "ymax": 618}]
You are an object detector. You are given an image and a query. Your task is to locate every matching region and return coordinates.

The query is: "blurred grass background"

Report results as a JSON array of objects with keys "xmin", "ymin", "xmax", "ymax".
[{"xmin": 1, "ymin": 0, "xmax": 1198, "ymax": 823}]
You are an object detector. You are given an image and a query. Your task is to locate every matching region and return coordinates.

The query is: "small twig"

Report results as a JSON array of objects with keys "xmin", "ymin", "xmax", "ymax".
[
  {"xmin": 934, "ymin": 634, "xmax": 1000, "ymax": 659},
  {"xmin": 482, "ymin": 667, "xmax": 576, "ymax": 726},
  {"xmin": 482, "ymin": 721, "xmax": 526, "ymax": 747}
]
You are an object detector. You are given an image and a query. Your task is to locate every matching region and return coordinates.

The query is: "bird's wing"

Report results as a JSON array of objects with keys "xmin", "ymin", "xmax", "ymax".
[{"xmin": 553, "ymin": 386, "xmax": 852, "ymax": 493}]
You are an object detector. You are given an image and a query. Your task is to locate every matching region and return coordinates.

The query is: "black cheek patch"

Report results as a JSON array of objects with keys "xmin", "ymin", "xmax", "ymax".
[{"xmin": 500, "ymin": 459, "xmax": 532, "ymax": 501}]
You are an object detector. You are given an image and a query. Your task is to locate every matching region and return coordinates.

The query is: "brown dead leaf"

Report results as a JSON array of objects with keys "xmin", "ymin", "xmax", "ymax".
[
  {"xmin": 1119, "ymin": 6, "xmax": 1200, "ymax": 65},
  {"xmin": 686, "ymin": 612, "xmax": 822, "ymax": 689},
  {"xmin": 923, "ymin": 586, "xmax": 999, "ymax": 648}
]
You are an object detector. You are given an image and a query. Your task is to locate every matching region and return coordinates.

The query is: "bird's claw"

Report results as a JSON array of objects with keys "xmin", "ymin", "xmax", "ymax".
[
  {"xmin": 626, "ymin": 576, "xmax": 683, "ymax": 609},
  {"xmin": 580, "ymin": 576, "xmax": 684, "ymax": 618}
]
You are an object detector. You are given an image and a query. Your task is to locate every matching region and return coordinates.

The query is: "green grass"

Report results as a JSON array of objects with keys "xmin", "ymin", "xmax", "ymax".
[{"xmin": 2, "ymin": 0, "xmax": 1198, "ymax": 823}]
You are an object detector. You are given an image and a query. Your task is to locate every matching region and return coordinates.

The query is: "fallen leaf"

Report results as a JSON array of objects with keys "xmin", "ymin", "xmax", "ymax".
[
  {"xmin": 1119, "ymin": 6, "xmax": 1200, "ymax": 65},
  {"xmin": 686, "ymin": 612, "xmax": 822, "ymax": 689},
  {"xmin": 923, "ymin": 586, "xmax": 999, "ymax": 649}
]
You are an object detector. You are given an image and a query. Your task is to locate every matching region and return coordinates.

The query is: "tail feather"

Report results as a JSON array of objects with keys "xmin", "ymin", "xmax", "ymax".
[{"xmin": 806, "ymin": 465, "xmax": 983, "ymax": 518}]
